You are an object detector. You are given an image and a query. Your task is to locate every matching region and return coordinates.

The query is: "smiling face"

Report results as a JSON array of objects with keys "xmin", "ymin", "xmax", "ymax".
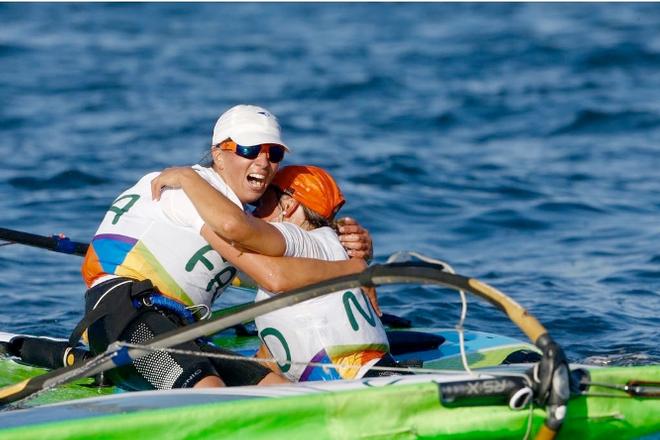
[{"xmin": 212, "ymin": 147, "xmax": 280, "ymax": 205}]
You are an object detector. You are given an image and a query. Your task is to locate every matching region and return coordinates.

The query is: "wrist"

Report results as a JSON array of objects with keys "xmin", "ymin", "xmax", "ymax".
[{"xmin": 350, "ymin": 258, "xmax": 367, "ymax": 273}]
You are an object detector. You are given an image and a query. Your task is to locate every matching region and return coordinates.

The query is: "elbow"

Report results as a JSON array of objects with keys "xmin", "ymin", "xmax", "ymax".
[
  {"xmin": 260, "ymin": 279, "xmax": 284, "ymax": 293},
  {"xmin": 214, "ymin": 216, "xmax": 247, "ymax": 242},
  {"xmin": 260, "ymin": 278, "xmax": 289, "ymax": 294},
  {"xmin": 258, "ymin": 265, "xmax": 291, "ymax": 293}
]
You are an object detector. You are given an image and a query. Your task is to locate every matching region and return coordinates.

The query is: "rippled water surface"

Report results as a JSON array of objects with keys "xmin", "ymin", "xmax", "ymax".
[{"xmin": 1, "ymin": 3, "xmax": 659, "ymax": 365}]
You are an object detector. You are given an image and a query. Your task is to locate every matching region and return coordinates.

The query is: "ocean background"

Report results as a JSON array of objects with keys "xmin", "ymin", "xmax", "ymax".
[{"xmin": 0, "ymin": 3, "xmax": 658, "ymax": 366}]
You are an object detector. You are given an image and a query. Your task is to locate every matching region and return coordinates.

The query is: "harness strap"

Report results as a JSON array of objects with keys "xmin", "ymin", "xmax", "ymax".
[
  {"xmin": 68, "ymin": 279, "xmax": 156, "ymax": 348},
  {"xmin": 68, "ymin": 309, "xmax": 105, "ymax": 347}
]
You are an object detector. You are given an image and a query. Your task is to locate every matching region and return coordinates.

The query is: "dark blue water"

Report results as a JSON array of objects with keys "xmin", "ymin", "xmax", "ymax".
[{"xmin": 1, "ymin": 3, "xmax": 658, "ymax": 366}]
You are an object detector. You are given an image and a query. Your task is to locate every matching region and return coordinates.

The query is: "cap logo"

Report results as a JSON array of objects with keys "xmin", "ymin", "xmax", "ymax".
[{"xmin": 257, "ymin": 111, "xmax": 272, "ymax": 118}]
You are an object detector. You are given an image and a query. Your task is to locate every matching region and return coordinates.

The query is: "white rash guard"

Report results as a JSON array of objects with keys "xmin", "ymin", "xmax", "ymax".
[
  {"xmin": 82, "ymin": 165, "xmax": 240, "ymax": 308},
  {"xmin": 255, "ymin": 222, "xmax": 389, "ymax": 381}
]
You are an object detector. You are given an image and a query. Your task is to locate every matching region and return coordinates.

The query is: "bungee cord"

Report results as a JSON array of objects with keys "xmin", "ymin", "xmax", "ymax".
[
  {"xmin": 114, "ymin": 341, "xmax": 537, "ymax": 388},
  {"xmin": 115, "ymin": 341, "xmax": 465, "ymax": 377},
  {"xmin": 384, "ymin": 252, "xmax": 539, "ymax": 440},
  {"xmin": 522, "ymin": 399, "xmax": 535, "ymax": 440},
  {"xmin": 386, "ymin": 252, "xmax": 474, "ymax": 375}
]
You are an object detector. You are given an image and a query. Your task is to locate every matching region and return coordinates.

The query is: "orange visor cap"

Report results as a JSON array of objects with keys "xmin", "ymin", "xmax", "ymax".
[{"xmin": 271, "ymin": 165, "xmax": 345, "ymax": 220}]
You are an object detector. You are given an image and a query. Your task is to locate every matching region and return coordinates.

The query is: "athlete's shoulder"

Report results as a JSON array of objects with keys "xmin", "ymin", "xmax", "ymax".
[
  {"xmin": 310, "ymin": 226, "xmax": 339, "ymax": 240},
  {"xmin": 191, "ymin": 165, "xmax": 223, "ymax": 187},
  {"xmin": 192, "ymin": 165, "xmax": 242, "ymax": 208},
  {"xmin": 310, "ymin": 227, "xmax": 347, "ymax": 260},
  {"xmin": 108, "ymin": 172, "xmax": 160, "ymax": 201}
]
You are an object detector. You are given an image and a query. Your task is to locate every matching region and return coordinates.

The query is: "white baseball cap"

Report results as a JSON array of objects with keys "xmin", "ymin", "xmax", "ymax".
[{"xmin": 212, "ymin": 105, "xmax": 291, "ymax": 152}]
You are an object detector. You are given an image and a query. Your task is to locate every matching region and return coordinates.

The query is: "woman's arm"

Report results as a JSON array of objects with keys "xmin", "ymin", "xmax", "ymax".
[
  {"xmin": 152, "ymin": 168, "xmax": 376, "ymax": 261},
  {"xmin": 152, "ymin": 167, "xmax": 285, "ymax": 256},
  {"xmin": 201, "ymin": 225, "xmax": 366, "ymax": 293}
]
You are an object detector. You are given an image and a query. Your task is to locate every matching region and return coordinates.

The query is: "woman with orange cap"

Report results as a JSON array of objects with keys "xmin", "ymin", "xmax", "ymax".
[{"xmin": 152, "ymin": 164, "xmax": 394, "ymax": 381}]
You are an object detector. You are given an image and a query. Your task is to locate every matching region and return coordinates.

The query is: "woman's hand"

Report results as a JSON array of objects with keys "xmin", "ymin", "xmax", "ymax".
[
  {"xmin": 337, "ymin": 217, "xmax": 374, "ymax": 261},
  {"xmin": 151, "ymin": 167, "xmax": 195, "ymax": 200}
]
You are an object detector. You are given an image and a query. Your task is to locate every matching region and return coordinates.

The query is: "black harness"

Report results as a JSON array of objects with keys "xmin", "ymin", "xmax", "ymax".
[{"xmin": 69, "ymin": 278, "xmax": 158, "ymax": 352}]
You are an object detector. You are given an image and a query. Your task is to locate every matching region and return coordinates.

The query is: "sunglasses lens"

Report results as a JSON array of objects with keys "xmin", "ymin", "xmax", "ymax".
[
  {"xmin": 235, "ymin": 144, "xmax": 262, "ymax": 159},
  {"xmin": 233, "ymin": 144, "xmax": 285, "ymax": 163},
  {"xmin": 268, "ymin": 145, "xmax": 285, "ymax": 163}
]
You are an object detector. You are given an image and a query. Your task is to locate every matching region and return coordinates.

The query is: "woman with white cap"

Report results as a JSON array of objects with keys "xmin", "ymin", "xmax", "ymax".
[
  {"xmin": 74, "ymin": 104, "xmax": 373, "ymax": 391},
  {"xmin": 151, "ymin": 164, "xmax": 395, "ymax": 381}
]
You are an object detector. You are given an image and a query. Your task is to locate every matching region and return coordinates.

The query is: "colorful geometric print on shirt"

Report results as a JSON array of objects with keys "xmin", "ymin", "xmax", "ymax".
[
  {"xmin": 257, "ymin": 286, "xmax": 390, "ymax": 382},
  {"xmin": 82, "ymin": 167, "xmax": 241, "ymax": 307}
]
